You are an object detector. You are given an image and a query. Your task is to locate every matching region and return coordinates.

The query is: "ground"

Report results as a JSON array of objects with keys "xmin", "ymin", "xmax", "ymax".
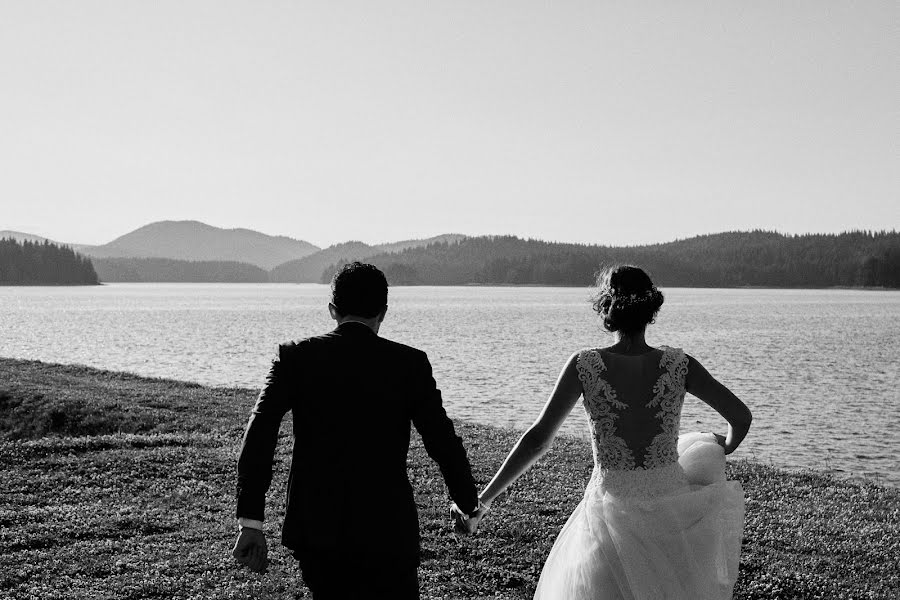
[{"xmin": 1, "ymin": 358, "xmax": 897, "ymax": 599}]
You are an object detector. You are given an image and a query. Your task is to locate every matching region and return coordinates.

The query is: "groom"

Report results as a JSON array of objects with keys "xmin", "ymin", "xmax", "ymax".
[{"xmin": 233, "ymin": 262, "xmax": 481, "ymax": 599}]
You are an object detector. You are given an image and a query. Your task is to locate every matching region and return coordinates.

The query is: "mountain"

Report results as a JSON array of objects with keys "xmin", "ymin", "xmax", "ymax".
[
  {"xmin": 270, "ymin": 234, "xmax": 466, "ymax": 283},
  {"xmin": 323, "ymin": 230, "xmax": 900, "ymax": 288},
  {"xmin": 77, "ymin": 221, "xmax": 319, "ymax": 270},
  {"xmin": 270, "ymin": 241, "xmax": 376, "ymax": 282},
  {"xmin": 8, "ymin": 223, "xmax": 896, "ymax": 287}
]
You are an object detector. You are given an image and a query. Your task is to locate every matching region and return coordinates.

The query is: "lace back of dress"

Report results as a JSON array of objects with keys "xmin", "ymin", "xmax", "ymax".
[{"xmin": 576, "ymin": 346, "xmax": 689, "ymax": 476}]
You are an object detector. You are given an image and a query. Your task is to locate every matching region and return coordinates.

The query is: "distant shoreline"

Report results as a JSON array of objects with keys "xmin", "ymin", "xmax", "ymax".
[
  {"xmin": 8, "ymin": 227, "xmax": 899, "ymax": 289},
  {"xmin": 462, "ymin": 283, "xmax": 898, "ymax": 291},
  {"xmin": 0, "ymin": 282, "xmax": 102, "ymax": 287},
  {"xmin": 2, "ymin": 281, "xmax": 896, "ymax": 291}
]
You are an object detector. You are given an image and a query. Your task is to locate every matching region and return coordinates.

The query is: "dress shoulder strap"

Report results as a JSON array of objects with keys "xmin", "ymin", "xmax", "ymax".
[
  {"xmin": 657, "ymin": 345, "xmax": 687, "ymax": 369},
  {"xmin": 575, "ymin": 348, "xmax": 605, "ymax": 387}
]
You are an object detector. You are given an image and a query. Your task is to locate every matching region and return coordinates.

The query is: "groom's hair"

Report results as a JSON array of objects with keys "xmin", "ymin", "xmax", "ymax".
[{"xmin": 330, "ymin": 262, "xmax": 388, "ymax": 318}]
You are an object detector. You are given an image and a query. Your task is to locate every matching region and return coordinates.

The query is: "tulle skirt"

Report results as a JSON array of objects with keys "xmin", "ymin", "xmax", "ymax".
[{"xmin": 533, "ymin": 433, "xmax": 745, "ymax": 600}]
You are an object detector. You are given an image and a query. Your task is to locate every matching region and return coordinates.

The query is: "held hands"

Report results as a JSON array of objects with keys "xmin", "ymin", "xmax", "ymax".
[
  {"xmin": 232, "ymin": 527, "xmax": 268, "ymax": 574},
  {"xmin": 450, "ymin": 501, "xmax": 489, "ymax": 535},
  {"xmin": 713, "ymin": 433, "xmax": 726, "ymax": 450},
  {"xmin": 711, "ymin": 433, "xmax": 739, "ymax": 455}
]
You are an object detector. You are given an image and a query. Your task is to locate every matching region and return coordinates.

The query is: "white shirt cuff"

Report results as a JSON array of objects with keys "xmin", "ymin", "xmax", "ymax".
[{"xmin": 238, "ymin": 518, "xmax": 264, "ymax": 531}]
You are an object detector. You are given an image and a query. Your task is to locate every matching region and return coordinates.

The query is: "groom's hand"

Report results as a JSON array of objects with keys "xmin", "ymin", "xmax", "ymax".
[
  {"xmin": 232, "ymin": 528, "xmax": 268, "ymax": 574},
  {"xmin": 450, "ymin": 503, "xmax": 485, "ymax": 535}
]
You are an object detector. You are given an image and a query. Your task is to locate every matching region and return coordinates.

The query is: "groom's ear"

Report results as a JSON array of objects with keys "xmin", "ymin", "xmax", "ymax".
[{"xmin": 328, "ymin": 303, "xmax": 341, "ymax": 321}]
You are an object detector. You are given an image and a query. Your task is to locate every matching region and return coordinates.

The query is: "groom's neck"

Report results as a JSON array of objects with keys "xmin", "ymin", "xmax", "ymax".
[{"xmin": 336, "ymin": 316, "xmax": 381, "ymax": 334}]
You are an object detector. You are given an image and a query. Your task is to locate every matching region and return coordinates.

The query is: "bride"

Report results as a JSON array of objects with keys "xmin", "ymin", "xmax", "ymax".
[{"xmin": 453, "ymin": 265, "xmax": 752, "ymax": 599}]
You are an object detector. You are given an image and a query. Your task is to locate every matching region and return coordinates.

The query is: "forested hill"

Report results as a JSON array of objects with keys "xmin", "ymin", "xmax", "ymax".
[
  {"xmin": 269, "ymin": 234, "xmax": 465, "ymax": 283},
  {"xmin": 0, "ymin": 238, "xmax": 99, "ymax": 285},
  {"xmin": 321, "ymin": 231, "xmax": 900, "ymax": 288},
  {"xmin": 91, "ymin": 258, "xmax": 269, "ymax": 283},
  {"xmin": 7, "ymin": 230, "xmax": 896, "ymax": 287}
]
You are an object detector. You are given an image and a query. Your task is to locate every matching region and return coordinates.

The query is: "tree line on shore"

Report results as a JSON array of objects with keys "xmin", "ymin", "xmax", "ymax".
[
  {"xmin": 92, "ymin": 257, "xmax": 270, "ymax": 283},
  {"xmin": 0, "ymin": 238, "xmax": 98, "ymax": 285},
  {"xmin": 5, "ymin": 230, "xmax": 898, "ymax": 288},
  {"xmin": 324, "ymin": 230, "xmax": 900, "ymax": 288}
]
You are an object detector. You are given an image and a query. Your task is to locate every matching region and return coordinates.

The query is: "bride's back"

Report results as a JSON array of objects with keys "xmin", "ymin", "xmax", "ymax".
[{"xmin": 577, "ymin": 346, "xmax": 688, "ymax": 473}]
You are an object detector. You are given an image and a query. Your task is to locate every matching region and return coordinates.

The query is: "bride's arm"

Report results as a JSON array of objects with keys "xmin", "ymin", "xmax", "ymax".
[
  {"xmin": 478, "ymin": 353, "xmax": 583, "ymax": 507},
  {"xmin": 685, "ymin": 354, "xmax": 753, "ymax": 455}
]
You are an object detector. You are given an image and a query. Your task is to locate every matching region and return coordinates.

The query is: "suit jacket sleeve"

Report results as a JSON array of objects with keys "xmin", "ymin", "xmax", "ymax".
[
  {"xmin": 236, "ymin": 344, "xmax": 294, "ymax": 521},
  {"xmin": 410, "ymin": 351, "xmax": 479, "ymax": 515}
]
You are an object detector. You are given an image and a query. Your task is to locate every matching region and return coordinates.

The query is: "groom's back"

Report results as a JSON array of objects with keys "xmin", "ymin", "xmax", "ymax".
[
  {"xmin": 284, "ymin": 323, "xmax": 422, "ymax": 482},
  {"xmin": 275, "ymin": 322, "xmax": 462, "ymax": 566},
  {"xmin": 237, "ymin": 262, "xmax": 476, "ymax": 586}
]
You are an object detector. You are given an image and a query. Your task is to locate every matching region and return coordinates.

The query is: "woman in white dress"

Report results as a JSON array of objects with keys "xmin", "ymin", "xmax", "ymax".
[{"xmin": 453, "ymin": 265, "xmax": 752, "ymax": 599}]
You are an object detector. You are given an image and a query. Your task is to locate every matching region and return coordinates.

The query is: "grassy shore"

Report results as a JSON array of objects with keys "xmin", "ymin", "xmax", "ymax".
[{"xmin": 1, "ymin": 358, "xmax": 897, "ymax": 600}]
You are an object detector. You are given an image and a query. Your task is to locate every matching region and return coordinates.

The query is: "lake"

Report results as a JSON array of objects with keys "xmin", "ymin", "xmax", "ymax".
[{"xmin": 1, "ymin": 283, "xmax": 898, "ymax": 486}]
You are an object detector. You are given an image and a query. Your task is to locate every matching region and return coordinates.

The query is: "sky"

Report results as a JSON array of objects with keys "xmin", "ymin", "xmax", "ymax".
[{"xmin": 1, "ymin": 1, "xmax": 897, "ymax": 248}]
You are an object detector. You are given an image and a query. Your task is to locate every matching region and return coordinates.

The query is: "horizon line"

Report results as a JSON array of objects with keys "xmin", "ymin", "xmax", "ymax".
[{"xmin": 2, "ymin": 221, "xmax": 898, "ymax": 252}]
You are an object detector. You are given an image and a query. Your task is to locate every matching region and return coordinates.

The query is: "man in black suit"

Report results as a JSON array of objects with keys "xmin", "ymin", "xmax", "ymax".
[{"xmin": 232, "ymin": 262, "xmax": 482, "ymax": 599}]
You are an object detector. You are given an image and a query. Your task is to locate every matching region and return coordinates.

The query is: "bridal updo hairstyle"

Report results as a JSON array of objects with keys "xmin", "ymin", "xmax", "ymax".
[
  {"xmin": 591, "ymin": 265, "xmax": 664, "ymax": 333},
  {"xmin": 330, "ymin": 261, "xmax": 388, "ymax": 318}
]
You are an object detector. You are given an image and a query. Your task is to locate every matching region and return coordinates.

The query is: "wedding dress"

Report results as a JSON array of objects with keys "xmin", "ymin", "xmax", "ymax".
[{"xmin": 533, "ymin": 346, "xmax": 745, "ymax": 600}]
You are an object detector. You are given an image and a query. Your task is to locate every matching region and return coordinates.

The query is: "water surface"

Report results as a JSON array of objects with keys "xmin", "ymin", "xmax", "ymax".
[{"xmin": 1, "ymin": 284, "xmax": 897, "ymax": 485}]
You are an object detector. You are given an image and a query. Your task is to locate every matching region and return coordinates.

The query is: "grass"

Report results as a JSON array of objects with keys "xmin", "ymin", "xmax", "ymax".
[{"xmin": 0, "ymin": 357, "xmax": 897, "ymax": 599}]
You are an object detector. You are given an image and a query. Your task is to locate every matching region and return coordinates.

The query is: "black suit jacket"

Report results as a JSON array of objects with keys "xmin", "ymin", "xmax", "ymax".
[{"xmin": 236, "ymin": 321, "xmax": 478, "ymax": 567}]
